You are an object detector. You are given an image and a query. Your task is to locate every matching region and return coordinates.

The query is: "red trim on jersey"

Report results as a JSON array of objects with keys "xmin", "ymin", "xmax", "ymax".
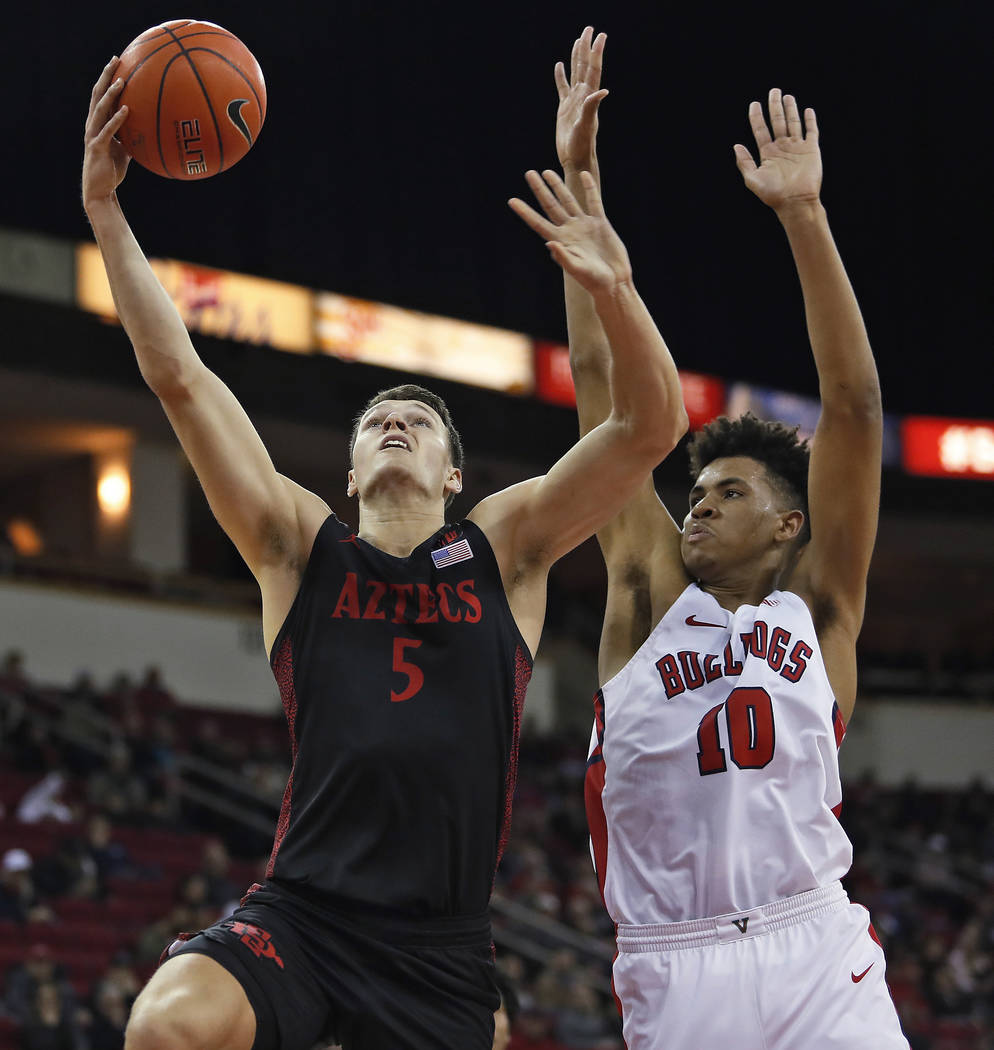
[
  {"xmin": 494, "ymin": 646, "xmax": 530, "ymax": 874},
  {"xmin": 832, "ymin": 702, "xmax": 846, "ymax": 748},
  {"xmin": 585, "ymin": 690, "xmax": 610, "ymax": 903},
  {"xmin": 266, "ymin": 636, "xmax": 300, "ymax": 878}
]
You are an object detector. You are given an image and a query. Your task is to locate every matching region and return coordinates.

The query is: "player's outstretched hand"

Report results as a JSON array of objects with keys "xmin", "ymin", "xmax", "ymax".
[
  {"xmin": 82, "ymin": 58, "xmax": 131, "ymax": 209},
  {"xmin": 555, "ymin": 26, "xmax": 608, "ymax": 173},
  {"xmin": 734, "ymin": 88, "xmax": 822, "ymax": 213},
  {"xmin": 509, "ymin": 169, "xmax": 631, "ymax": 296}
]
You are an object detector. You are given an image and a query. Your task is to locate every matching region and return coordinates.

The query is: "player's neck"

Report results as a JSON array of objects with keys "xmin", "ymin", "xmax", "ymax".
[
  {"xmin": 356, "ymin": 498, "xmax": 448, "ymax": 558},
  {"xmin": 697, "ymin": 558, "xmax": 787, "ymax": 613}
]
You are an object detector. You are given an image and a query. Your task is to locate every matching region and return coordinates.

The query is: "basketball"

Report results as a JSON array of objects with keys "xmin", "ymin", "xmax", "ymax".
[{"xmin": 116, "ymin": 20, "xmax": 266, "ymax": 180}]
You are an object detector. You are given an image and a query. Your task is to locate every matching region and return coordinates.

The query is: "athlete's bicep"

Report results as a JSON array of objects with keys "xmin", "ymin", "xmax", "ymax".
[
  {"xmin": 160, "ymin": 364, "xmax": 327, "ymax": 576},
  {"xmin": 795, "ymin": 403, "xmax": 882, "ymax": 638},
  {"xmin": 481, "ymin": 415, "xmax": 679, "ymax": 574}
]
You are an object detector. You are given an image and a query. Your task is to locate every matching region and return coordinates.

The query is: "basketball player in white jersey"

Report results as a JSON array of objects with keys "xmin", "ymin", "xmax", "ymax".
[{"xmin": 554, "ymin": 29, "xmax": 910, "ymax": 1049}]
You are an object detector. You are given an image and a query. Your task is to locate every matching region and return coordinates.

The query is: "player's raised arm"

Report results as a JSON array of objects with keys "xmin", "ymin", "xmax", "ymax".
[
  {"xmin": 554, "ymin": 29, "xmax": 689, "ymax": 676},
  {"xmin": 735, "ymin": 90, "xmax": 882, "ymax": 695},
  {"xmin": 471, "ymin": 168, "xmax": 685, "ymax": 606},
  {"xmin": 81, "ymin": 61, "xmax": 328, "ymax": 588},
  {"xmin": 555, "ymin": 27, "xmax": 613, "ymax": 439}
]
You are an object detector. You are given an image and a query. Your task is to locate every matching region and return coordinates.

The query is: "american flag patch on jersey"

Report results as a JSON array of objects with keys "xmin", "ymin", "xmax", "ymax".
[{"xmin": 431, "ymin": 537, "xmax": 473, "ymax": 568}]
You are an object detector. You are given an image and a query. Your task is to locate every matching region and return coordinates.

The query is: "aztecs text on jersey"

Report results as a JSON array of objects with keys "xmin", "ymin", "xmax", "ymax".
[
  {"xmin": 266, "ymin": 514, "xmax": 532, "ymax": 918},
  {"xmin": 585, "ymin": 583, "xmax": 852, "ymax": 925}
]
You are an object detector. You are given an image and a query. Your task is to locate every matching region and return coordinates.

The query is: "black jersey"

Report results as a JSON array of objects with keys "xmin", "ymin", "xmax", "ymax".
[{"xmin": 265, "ymin": 513, "xmax": 532, "ymax": 918}]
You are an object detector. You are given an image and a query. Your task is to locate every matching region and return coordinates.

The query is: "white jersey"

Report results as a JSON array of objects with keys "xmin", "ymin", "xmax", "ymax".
[{"xmin": 586, "ymin": 583, "xmax": 852, "ymax": 926}]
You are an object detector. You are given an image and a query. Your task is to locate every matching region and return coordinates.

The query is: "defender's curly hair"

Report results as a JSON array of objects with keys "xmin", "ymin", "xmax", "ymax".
[
  {"xmin": 349, "ymin": 384, "xmax": 464, "ymax": 507},
  {"xmin": 687, "ymin": 413, "xmax": 810, "ymax": 540}
]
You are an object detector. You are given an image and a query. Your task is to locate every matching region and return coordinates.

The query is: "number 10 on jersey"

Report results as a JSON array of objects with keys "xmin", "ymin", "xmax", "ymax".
[{"xmin": 696, "ymin": 687, "xmax": 776, "ymax": 775}]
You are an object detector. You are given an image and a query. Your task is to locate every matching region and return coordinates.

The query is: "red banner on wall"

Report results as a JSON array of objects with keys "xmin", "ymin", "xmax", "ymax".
[
  {"xmin": 902, "ymin": 417, "xmax": 994, "ymax": 479},
  {"xmin": 534, "ymin": 342, "xmax": 725, "ymax": 429}
]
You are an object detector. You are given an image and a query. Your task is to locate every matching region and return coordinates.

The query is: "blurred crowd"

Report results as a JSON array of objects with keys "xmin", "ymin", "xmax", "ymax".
[{"xmin": 1, "ymin": 650, "xmax": 992, "ymax": 1050}]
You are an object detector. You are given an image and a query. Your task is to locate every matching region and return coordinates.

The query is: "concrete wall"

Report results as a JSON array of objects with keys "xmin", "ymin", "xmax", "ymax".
[{"xmin": 0, "ymin": 579, "xmax": 276, "ymax": 713}]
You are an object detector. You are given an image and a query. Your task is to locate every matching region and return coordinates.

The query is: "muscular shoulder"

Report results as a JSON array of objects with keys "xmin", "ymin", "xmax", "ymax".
[{"xmin": 467, "ymin": 478, "xmax": 543, "ymax": 578}]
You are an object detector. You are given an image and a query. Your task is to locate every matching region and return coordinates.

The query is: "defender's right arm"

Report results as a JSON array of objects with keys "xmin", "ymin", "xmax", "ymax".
[
  {"xmin": 82, "ymin": 63, "xmax": 328, "ymax": 600},
  {"xmin": 556, "ymin": 30, "xmax": 689, "ymax": 679}
]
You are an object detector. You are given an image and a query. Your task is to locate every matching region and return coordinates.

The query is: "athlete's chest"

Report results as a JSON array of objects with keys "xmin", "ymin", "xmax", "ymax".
[
  {"xmin": 601, "ymin": 589, "xmax": 832, "ymax": 773},
  {"xmin": 313, "ymin": 523, "xmax": 495, "ymax": 630}
]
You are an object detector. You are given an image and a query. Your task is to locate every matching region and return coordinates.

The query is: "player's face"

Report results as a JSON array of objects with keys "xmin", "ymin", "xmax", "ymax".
[
  {"xmin": 680, "ymin": 456, "xmax": 799, "ymax": 579},
  {"xmin": 348, "ymin": 399, "xmax": 461, "ymax": 505}
]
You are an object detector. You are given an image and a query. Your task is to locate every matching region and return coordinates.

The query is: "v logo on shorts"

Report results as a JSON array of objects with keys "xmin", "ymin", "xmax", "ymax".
[{"xmin": 731, "ymin": 917, "xmax": 749, "ymax": 934}]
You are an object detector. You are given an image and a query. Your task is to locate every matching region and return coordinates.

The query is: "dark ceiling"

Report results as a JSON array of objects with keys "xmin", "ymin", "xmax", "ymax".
[{"xmin": 1, "ymin": 1, "xmax": 990, "ymax": 418}]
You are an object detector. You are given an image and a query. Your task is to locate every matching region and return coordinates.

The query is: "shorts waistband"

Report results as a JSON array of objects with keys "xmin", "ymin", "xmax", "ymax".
[
  {"xmin": 616, "ymin": 881, "xmax": 848, "ymax": 952},
  {"xmin": 242, "ymin": 880, "xmax": 493, "ymax": 947}
]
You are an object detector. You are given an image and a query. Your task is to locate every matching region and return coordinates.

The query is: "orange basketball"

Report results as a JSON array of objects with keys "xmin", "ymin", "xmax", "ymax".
[{"xmin": 116, "ymin": 20, "xmax": 266, "ymax": 180}]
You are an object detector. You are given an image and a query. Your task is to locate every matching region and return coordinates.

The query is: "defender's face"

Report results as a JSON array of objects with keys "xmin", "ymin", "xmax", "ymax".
[
  {"xmin": 348, "ymin": 399, "xmax": 460, "ymax": 503},
  {"xmin": 681, "ymin": 456, "xmax": 793, "ymax": 579}
]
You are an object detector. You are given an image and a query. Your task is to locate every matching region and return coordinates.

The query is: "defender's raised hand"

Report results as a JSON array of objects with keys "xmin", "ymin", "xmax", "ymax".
[
  {"xmin": 509, "ymin": 169, "xmax": 631, "ymax": 296},
  {"xmin": 555, "ymin": 26, "xmax": 608, "ymax": 174},
  {"xmin": 82, "ymin": 58, "xmax": 131, "ymax": 208},
  {"xmin": 734, "ymin": 88, "xmax": 822, "ymax": 213}
]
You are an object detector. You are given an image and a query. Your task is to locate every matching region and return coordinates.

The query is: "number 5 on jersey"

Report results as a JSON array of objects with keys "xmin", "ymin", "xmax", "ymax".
[
  {"xmin": 697, "ymin": 687, "xmax": 776, "ymax": 775},
  {"xmin": 391, "ymin": 637, "xmax": 424, "ymax": 703}
]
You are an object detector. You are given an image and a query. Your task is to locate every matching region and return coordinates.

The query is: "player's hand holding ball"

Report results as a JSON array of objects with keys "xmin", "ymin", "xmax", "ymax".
[
  {"xmin": 82, "ymin": 57, "xmax": 133, "ymax": 209},
  {"xmin": 83, "ymin": 19, "xmax": 265, "ymax": 204}
]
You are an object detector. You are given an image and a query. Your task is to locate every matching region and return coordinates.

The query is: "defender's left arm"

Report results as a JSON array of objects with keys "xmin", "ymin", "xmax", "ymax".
[{"xmin": 738, "ymin": 90, "xmax": 882, "ymax": 718}]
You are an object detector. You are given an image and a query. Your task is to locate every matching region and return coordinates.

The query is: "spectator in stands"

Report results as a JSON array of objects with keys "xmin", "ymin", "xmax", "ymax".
[
  {"xmin": 7, "ymin": 718, "xmax": 59, "ymax": 776},
  {"xmin": 146, "ymin": 712, "xmax": 178, "ymax": 773},
  {"xmin": 87, "ymin": 951, "xmax": 140, "ymax": 1050},
  {"xmin": 0, "ymin": 850, "xmax": 54, "ymax": 923},
  {"xmin": 16, "ymin": 978, "xmax": 86, "ymax": 1050},
  {"xmin": 32, "ymin": 836, "xmax": 100, "ymax": 901},
  {"xmin": 0, "ymin": 650, "xmax": 29, "ymax": 693},
  {"xmin": 507, "ymin": 1006, "xmax": 567, "ymax": 1050},
  {"xmin": 86, "ymin": 979, "xmax": 129, "ymax": 1050},
  {"xmin": 197, "ymin": 839, "xmax": 239, "ymax": 913},
  {"xmin": 134, "ymin": 875, "xmax": 219, "ymax": 965},
  {"xmin": 135, "ymin": 903, "xmax": 201, "ymax": 966},
  {"xmin": 3, "ymin": 945, "xmax": 75, "ymax": 1026},
  {"xmin": 85, "ymin": 740, "xmax": 147, "ymax": 822},
  {"xmin": 33, "ymin": 814, "xmax": 138, "ymax": 902},
  {"xmin": 134, "ymin": 667, "xmax": 176, "ymax": 714},
  {"xmin": 63, "ymin": 672, "xmax": 101, "ymax": 711},
  {"xmin": 91, "ymin": 949, "xmax": 141, "ymax": 1009},
  {"xmin": 241, "ymin": 729, "xmax": 290, "ymax": 805},
  {"xmin": 552, "ymin": 983, "xmax": 618, "ymax": 1050},
  {"xmin": 186, "ymin": 715, "xmax": 254, "ymax": 784},
  {"xmin": 82, "ymin": 812, "xmax": 136, "ymax": 883},
  {"xmin": 105, "ymin": 671, "xmax": 136, "ymax": 705}
]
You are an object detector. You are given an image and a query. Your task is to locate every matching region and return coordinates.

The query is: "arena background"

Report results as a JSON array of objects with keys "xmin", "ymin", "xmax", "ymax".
[{"xmin": 0, "ymin": 1, "xmax": 991, "ymax": 1048}]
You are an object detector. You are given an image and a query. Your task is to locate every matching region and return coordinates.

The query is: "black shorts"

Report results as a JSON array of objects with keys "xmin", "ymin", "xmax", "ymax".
[{"xmin": 163, "ymin": 881, "xmax": 498, "ymax": 1050}]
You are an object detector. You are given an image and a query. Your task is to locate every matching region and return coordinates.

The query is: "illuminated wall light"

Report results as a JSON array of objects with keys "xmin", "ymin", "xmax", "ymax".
[
  {"xmin": 97, "ymin": 466, "xmax": 131, "ymax": 516},
  {"xmin": 6, "ymin": 518, "xmax": 44, "ymax": 556}
]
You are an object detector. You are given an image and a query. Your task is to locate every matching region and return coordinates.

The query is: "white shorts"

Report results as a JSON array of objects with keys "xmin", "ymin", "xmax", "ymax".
[{"xmin": 613, "ymin": 882, "xmax": 910, "ymax": 1050}]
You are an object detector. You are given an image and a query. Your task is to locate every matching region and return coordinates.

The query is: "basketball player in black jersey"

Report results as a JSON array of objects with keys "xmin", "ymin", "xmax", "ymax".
[{"xmin": 83, "ymin": 57, "xmax": 687, "ymax": 1050}]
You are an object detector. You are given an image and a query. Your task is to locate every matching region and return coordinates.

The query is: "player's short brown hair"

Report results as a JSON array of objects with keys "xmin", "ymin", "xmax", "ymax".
[
  {"xmin": 349, "ymin": 385, "xmax": 464, "ymax": 506},
  {"xmin": 687, "ymin": 413, "xmax": 810, "ymax": 541}
]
